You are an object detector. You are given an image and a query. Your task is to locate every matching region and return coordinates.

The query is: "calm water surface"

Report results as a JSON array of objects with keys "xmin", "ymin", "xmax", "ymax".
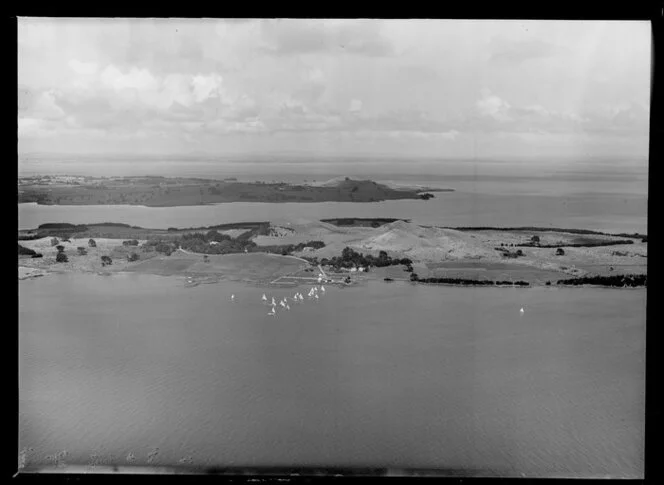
[{"xmin": 19, "ymin": 274, "xmax": 645, "ymax": 477}]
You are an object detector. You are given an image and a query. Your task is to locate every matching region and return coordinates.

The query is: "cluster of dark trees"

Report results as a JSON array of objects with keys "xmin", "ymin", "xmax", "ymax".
[
  {"xmin": 101, "ymin": 255, "xmax": 113, "ymax": 266},
  {"xmin": 143, "ymin": 239, "xmax": 179, "ymax": 256},
  {"xmin": 176, "ymin": 230, "xmax": 258, "ymax": 255},
  {"xmin": 18, "ymin": 244, "xmax": 43, "ymax": 258},
  {"xmin": 54, "ymin": 244, "xmax": 68, "ymax": 263},
  {"xmin": 409, "ymin": 273, "xmax": 529, "ymax": 286},
  {"xmin": 418, "ymin": 193, "xmax": 435, "ymax": 200},
  {"xmin": 516, "ymin": 240, "xmax": 632, "ymax": 249},
  {"xmin": 122, "ymin": 239, "xmax": 139, "ymax": 246},
  {"xmin": 320, "ymin": 247, "xmax": 412, "ymax": 270},
  {"xmin": 257, "ymin": 240, "xmax": 326, "ymax": 256},
  {"xmin": 556, "ymin": 274, "xmax": 646, "ymax": 287},
  {"xmin": 495, "ymin": 247, "xmax": 524, "ymax": 258},
  {"xmin": 148, "ymin": 228, "xmax": 326, "ymax": 257}
]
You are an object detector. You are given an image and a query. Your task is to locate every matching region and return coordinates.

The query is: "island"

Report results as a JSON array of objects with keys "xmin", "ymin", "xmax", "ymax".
[
  {"xmin": 17, "ymin": 175, "xmax": 451, "ymax": 206},
  {"xmin": 18, "ymin": 219, "xmax": 646, "ymax": 288}
]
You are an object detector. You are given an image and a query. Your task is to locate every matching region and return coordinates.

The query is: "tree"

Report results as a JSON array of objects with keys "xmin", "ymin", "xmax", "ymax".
[
  {"xmin": 101, "ymin": 255, "xmax": 112, "ymax": 266},
  {"xmin": 531, "ymin": 235, "xmax": 540, "ymax": 244},
  {"xmin": 88, "ymin": 238, "xmax": 97, "ymax": 247},
  {"xmin": 410, "ymin": 273, "xmax": 419, "ymax": 282},
  {"xmin": 77, "ymin": 247, "xmax": 88, "ymax": 256},
  {"xmin": 55, "ymin": 245, "xmax": 65, "ymax": 253},
  {"xmin": 516, "ymin": 249, "xmax": 524, "ymax": 256},
  {"xmin": 127, "ymin": 252, "xmax": 139, "ymax": 262},
  {"xmin": 50, "ymin": 237, "xmax": 59, "ymax": 247},
  {"xmin": 56, "ymin": 252, "xmax": 68, "ymax": 263},
  {"xmin": 556, "ymin": 248, "xmax": 565, "ymax": 256}
]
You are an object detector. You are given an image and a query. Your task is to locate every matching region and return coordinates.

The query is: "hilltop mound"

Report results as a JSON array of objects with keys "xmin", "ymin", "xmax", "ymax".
[
  {"xmin": 357, "ymin": 221, "xmax": 494, "ymax": 261},
  {"xmin": 313, "ymin": 176, "xmax": 361, "ymax": 187}
]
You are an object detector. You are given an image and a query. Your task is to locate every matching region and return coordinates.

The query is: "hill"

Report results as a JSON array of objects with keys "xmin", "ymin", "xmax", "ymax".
[{"xmin": 357, "ymin": 221, "xmax": 495, "ymax": 260}]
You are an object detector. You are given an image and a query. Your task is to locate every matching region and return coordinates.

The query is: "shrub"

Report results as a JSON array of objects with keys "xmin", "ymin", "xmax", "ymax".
[
  {"xmin": 88, "ymin": 238, "xmax": 97, "ymax": 247},
  {"xmin": 101, "ymin": 255, "xmax": 112, "ymax": 266},
  {"xmin": 516, "ymin": 249, "xmax": 524, "ymax": 256},
  {"xmin": 55, "ymin": 252, "xmax": 68, "ymax": 263},
  {"xmin": 127, "ymin": 252, "xmax": 139, "ymax": 262},
  {"xmin": 556, "ymin": 248, "xmax": 565, "ymax": 256},
  {"xmin": 122, "ymin": 239, "xmax": 139, "ymax": 246},
  {"xmin": 55, "ymin": 245, "xmax": 65, "ymax": 252},
  {"xmin": 77, "ymin": 247, "xmax": 88, "ymax": 256},
  {"xmin": 18, "ymin": 244, "xmax": 37, "ymax": 256},
  {"xmin": 50, "ymin": 237, "xmax": 59, "ymax": 247},
  {"xmin": 32, "ymin": 253, "xmax": 43, "ymax": 258},
  {"xmin": 531, "ymin": 235, "xmax": 540, "ymax": 243}
]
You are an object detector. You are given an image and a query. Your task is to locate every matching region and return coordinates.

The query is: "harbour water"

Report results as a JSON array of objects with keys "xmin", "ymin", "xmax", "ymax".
[{"xmin": 19, "ymin": 273, "xmax": 646, "ymax": 477}]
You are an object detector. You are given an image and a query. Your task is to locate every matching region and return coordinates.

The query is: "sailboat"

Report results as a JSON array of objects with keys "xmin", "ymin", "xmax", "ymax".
[
  {"xmin": 314, "ymin": 293, "xmax": 319, "ymax": 299},
  {"xmin": 286, "ymin": 304, "xmax": 290, "ymax": 310},
  {"xmin": 280, "ymin": 300, "xmax": 286, "ymax": 308},
  {"xmin": 321, "ymin": 285, "xmax": 325, "ymax": 292},
  {"xmin": 262, "ymin": 294, "xmax": 268, "ymax": 302},
  {"xmin": 520, "ymin": 307, "xmax": 524, "ymax": 314},
  {"xmin": 271, "ymin": 297, "xmax": 276, "ymax": 306},
  {"xmin": 268, "ymin": 307, "xmax": 276, "ymax": 316},
  {"xmin": 231, "ymin": 294, "xmax": 235, "ymax": 301}
]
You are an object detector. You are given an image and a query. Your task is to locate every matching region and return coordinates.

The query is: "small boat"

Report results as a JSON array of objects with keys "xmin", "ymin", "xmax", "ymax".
[
  {"xmin": 520, "ymin": 307, "xmax": 524, "ymax": 314},
  {"xmin": 231, "ymin": 294, "xmax": 235, "ymax": 301}
]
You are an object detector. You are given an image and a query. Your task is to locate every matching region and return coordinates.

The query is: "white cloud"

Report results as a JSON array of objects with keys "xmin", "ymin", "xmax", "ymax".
[
  {"xmin": 349, "ymin": 99, "xmax": 363, "ymax": 113},
  {"xmin": 68, "ymin": 59, "xmax": 98, "ymax": 75},
  {"xmin": 476, "ymin": 89, "xmax": 512, "ymax": 122},
  {"xmin": 192, "ymin": 73, "xmax": 224, "ymax": 103}
]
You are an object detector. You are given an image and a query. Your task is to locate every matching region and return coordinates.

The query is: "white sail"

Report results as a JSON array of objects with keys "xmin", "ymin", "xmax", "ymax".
[
  {"xmin": 262, "ymin": 294, "xmax": 267, "ymax": 301},
  {"xmin": 321, "ymin": 286, "xmax": 325, "ymax": 292}
]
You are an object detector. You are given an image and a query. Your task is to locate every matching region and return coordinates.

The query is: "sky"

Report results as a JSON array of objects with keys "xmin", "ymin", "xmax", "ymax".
[{"xmin": 17, "ymin": 18, "xmax": 652, "ymax": 160}]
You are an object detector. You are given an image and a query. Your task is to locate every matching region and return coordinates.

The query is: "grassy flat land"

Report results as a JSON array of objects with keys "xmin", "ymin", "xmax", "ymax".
[{"xmin": 18, "ymin": 176, "xmax": 442, "ymax": 206}]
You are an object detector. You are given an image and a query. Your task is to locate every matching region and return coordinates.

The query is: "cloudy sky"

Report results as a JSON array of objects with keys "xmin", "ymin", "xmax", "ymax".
[{"xmin": 18, "ymin": 18, "xmax": 651, "ymax": 159}]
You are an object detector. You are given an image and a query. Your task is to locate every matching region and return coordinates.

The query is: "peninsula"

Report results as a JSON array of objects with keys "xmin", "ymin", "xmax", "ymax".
[
  {"xmin": 18, "ymin": 219, "xmax": 646, "ymax": 288},
  {"xmin": 17, "ymin": 175, "xmax": 448, "ymax": 206}
]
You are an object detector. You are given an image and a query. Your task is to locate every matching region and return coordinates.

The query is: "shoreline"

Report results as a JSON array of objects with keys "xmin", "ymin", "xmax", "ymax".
[{"xmin": 17, "ymin": 262, "xmax": 646, "ymax": 289}]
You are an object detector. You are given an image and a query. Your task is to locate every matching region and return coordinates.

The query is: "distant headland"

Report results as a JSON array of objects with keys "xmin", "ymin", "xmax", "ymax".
[{"xmin": 17, "ymin": 175, "xmax": 450, "ymax": 207}]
